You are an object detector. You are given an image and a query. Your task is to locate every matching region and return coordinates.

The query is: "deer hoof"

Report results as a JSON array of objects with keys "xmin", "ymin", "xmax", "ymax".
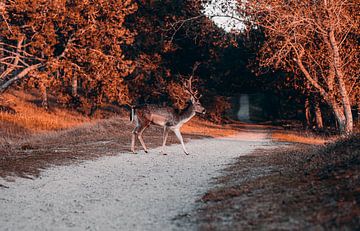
[
  {"xmin": 144, "ymin": 150, "xmax": 148, "ymax": 153},
  {"xmin": 185, "ymin": 152, "xmax": 190, "ymax": 155}
]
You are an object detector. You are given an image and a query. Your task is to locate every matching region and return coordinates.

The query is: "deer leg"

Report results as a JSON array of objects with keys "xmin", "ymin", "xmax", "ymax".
[
  {"xmin": 137, "ymin": 123, "xmax": 150, "ymax": 153},
  {"xmin": 173, "ymin": 128, "xmax": 189, "ymax": 155},
  {"xmin": 161, "ymin": 126, "xmax": 169, "ymax": 155},
  {"xmin": 131, "ymin": 125, "xmax": 140, "ymax": 154}
]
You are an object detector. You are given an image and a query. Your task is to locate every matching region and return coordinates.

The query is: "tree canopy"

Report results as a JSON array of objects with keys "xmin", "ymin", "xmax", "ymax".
[
  {"xmin": 0, "ymin": 0, "xmax": 358, "ymax": 133},
  {"xmin": 242, "ymin": 0, "xmax": 359, "ymax": 134},
  {"xmin": 1, "ymin": 0, "xmax": 137, "ymax": 111}
]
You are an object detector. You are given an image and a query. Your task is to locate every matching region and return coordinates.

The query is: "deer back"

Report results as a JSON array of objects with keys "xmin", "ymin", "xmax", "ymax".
[{"xmin": 135, "ymin": 104, "xmax": 179, "ymax": 126}]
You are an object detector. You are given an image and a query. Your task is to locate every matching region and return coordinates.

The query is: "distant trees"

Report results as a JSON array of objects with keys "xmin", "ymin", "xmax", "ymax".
[
  {"xmin": 0, "ymin": 0, "xmax": 137, "ymax": 112},
  {"xmin": 243, "ymin": 0, "xmax": 359, "ymax": 134}
]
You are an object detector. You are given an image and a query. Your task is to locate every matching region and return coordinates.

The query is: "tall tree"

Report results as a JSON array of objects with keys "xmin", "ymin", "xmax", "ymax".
[{"xmin": 243, "ymin": 0, "xmax": 359, "ymax": 134}]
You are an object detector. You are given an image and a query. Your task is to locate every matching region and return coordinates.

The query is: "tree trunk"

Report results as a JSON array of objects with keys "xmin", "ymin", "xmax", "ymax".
[
  {"xmin": 305, "ymin": 97, "xmax": 311, "ymax": 128},
  {"xmin": 72, "ymin": 75, "xmax": 78, "ymax": 97},
  {"xmin": 329, "ymin": 100, "xmax": 347, "ymax": 134},
  {"xmin": 335, "ymin": 74, "xmax": 353, "ymax": 134},
  {"xmin": 329, "ymin": 29, "xmax": 353, "ymax": 134},
  {"xmin": 39, "ymin": 82, "xmax": 49, "ymax": 110},
  {"xmin": 0, "ymin": 36, "xmax": 4, "ymax": 75},
  {"xmin": 314, "ymin": 101, "xmax": 323, "ymax": 129}
]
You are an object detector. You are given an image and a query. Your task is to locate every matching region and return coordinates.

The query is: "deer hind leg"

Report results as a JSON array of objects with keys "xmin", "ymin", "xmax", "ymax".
[
  {"xmin": 131, "ymin": 124, "xmax": 140, "ymax": 154},
  {"xmin": 173, "ymin": 128, "xmax": 189, "ymax": 155},
  {"xmin": 137, "ymin": 122, "xmax": 150, "ymax": 153},
  {"xmin": 161, "ymin": 126, "xmax": 170, "ymax": 155}
]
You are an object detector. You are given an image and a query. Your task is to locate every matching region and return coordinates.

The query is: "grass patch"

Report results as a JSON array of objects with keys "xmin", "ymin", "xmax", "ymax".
[
  {"xmin": 271, "ymin": 130, "xmax": 330, "ymax": 145},
  {"xmin": 0, "ymin": 91, "xmax": 90, "ymax": 135}
]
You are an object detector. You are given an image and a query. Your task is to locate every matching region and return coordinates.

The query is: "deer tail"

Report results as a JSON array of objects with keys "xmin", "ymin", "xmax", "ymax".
[{"xmin": 130, "ymin": 106, "xmax": 135, "ymax": 122}]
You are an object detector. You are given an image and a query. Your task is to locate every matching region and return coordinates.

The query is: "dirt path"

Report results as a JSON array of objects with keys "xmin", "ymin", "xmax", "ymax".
[{"xmin": 0, "ymin": 130, "xmax": 275, "ymax": 231}]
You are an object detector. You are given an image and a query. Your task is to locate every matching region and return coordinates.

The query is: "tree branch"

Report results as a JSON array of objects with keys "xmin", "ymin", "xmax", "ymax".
[{"xmin": 0, "ymin": 63, "xmax": 42, "ymax": 93}]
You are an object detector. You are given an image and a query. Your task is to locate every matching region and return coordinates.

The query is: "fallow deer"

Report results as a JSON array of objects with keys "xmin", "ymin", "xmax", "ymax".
[{"xmin": 130, "ymin": 76, "xmax": 206, "ymax": 155}]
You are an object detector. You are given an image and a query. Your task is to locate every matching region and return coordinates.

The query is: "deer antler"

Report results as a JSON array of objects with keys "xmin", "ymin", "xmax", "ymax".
[
  {"xmin": 182, "ymin": 62, "xmax": 202, "ymax": 99},
  {"xmin": 183, "ymin": 75, "xmax": 201, "ymax": 99}
]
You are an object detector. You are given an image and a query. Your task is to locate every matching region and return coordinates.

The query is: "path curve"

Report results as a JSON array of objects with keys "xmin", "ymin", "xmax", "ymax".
[{"xmin": 0, "ymin": 131, "xmax": 273, "ymax": 231}]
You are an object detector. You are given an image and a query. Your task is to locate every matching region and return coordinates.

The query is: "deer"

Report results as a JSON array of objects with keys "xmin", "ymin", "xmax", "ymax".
[{"xmin": 130, "ymin": 76, "xmax": 206, "ymax": 155}]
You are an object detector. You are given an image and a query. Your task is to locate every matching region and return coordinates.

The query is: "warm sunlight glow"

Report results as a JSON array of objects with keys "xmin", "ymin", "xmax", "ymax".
[{"xmin": 202, "ymin": 0, "xmax": 246, "ymax": 33}]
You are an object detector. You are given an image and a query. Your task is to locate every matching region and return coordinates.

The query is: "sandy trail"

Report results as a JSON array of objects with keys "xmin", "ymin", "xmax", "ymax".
[{"xmin": 0, "ymin": 130, "xmax": 273, "ymax": 231}]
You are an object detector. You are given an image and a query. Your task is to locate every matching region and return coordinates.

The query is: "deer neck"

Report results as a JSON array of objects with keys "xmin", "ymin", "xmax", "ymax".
[{"xmin": 178, "ymin": 102, "xmax": 196, "ymax": 125}]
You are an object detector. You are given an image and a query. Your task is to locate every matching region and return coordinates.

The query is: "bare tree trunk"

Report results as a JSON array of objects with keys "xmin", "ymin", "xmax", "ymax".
[
  {"xmin": 39, "ymin": 82, "xmax": 49, "ymax": 110},
  {"xmin": 0, "ymin": 36, "xmax": 4, "ymax": 75},
  {"xmin": 329, "ymin": 29, "xmax": 353, "ymax": 134},
  {"xmin": 305, "ymin": 97, "xmax": 312, "ymax": 128},
  {"xmin": 335, "ymin": 75, "xmax": 353, "ymax": 134},
  {"xmin": 330, "ymin": 100, "xmax": 347, "ymax": 134},
  {"xmin": 314, "ymin": 101, "xmax": 323, "ymax": 129}
]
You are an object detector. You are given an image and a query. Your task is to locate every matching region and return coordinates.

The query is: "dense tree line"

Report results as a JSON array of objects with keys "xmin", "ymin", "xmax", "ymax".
[
  {"xmin": 0, "ymin": 0, "xmax": 358, "ymax": 134},
  {"xmin": 0, "ymin": 0, "xmax": 137, "ymax": 113}
]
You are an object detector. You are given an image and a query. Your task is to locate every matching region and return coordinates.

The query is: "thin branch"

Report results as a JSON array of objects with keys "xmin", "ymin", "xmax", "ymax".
[
  {"xmin": 0, "ymin": 61, "xmax": 24, "ymax": 68},
  {"xmin": 292, "ymin": 46, "xmax": 329, "ymax": 101},
  {"xmin": 167, "ymin": 15, "xmax": 204, "ymax": 42}
]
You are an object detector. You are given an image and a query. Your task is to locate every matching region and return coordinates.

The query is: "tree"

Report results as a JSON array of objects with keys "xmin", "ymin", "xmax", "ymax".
[
  {"xmin": 125, "ymin": 0, "xmax": 240, "ymax": 121},
  {"xmin": 0, "ymin": 0, "xmax": 137, "ymax": 110},
  {"xmin": 243, "ymin": 0, "xmax": 359, "ymax": 134}
]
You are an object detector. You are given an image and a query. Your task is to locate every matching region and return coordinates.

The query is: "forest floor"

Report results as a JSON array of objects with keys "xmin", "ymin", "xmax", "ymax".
[{"xmin": 188, "ymin": 136, "xmax": 360, "ymax": 230}]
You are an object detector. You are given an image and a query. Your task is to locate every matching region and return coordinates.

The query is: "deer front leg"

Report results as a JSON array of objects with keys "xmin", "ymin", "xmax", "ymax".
[
  {"xmin": 137, "ymin": 123, "xmax": 150, "ymax": 153},
  {"xmin": 161, "ymin": 126, "xmax": 169, "ymax": 155},
  {"xmin": 173, "ymin": 128, "xmax": 189, "ymax": 155}
]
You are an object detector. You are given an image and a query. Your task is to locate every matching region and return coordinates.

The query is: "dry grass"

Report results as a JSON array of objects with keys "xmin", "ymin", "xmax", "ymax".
[
  {"xmin": 0, "ymin": 91, "xmax": 238, "ymax": 139},
  {"xmin": 271, "ymin": 130, "xmax": 330, "ymax": 145},
  {"xmin": 0, "ymin": 109, "xmax": 90, "ymax": 133},
  {"xmin": 183, "ymin": 118, "xmax": 239, "ymax": 137},
  {"xmin": 0, "ymin": 91, "xmax": 90, "ymax": 134}
]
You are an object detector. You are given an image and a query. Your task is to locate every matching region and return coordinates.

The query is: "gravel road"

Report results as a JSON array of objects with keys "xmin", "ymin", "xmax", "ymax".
[{"xmin": 0, "ymin": 131, "xmax": 273, "ymax": 231}]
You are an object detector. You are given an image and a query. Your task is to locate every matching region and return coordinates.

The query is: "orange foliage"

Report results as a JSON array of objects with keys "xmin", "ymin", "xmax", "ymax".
[
  {"xmin": 245, "ymin": 0, "xmax": 359, "ymax": 134},
  {"xmin": 0, "ymin": 0, "xmax": 138, "ymax": 106}
]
